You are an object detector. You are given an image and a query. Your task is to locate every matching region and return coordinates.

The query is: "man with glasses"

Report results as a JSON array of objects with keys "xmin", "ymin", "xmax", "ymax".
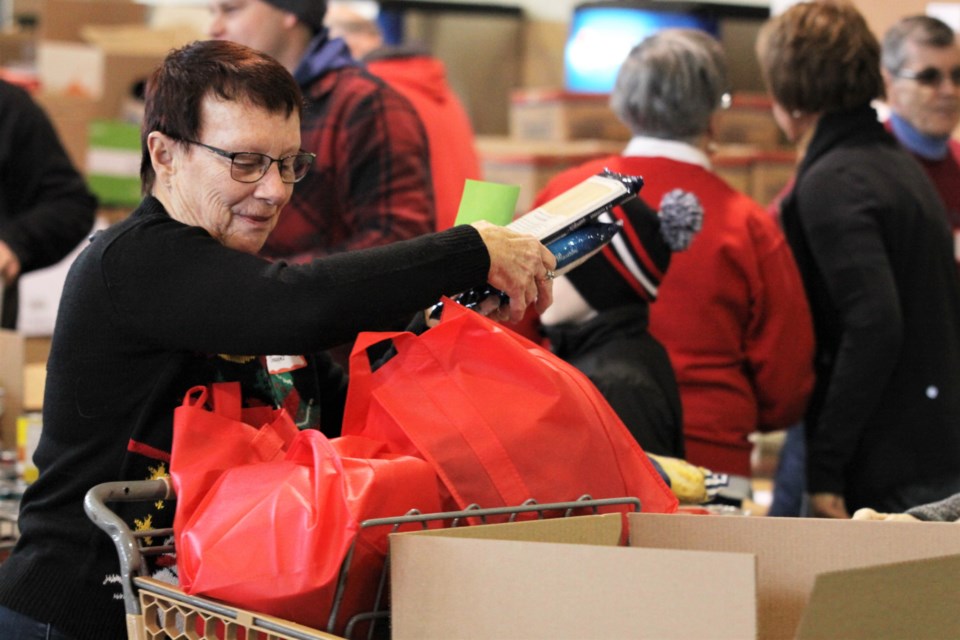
[
  {"xmin": 882, "ymin": 15, "xmax": 960, "ymax": 261},
  {"xmin": 207, "ymin": 0, "xmax": 435, "ymax": 261}
]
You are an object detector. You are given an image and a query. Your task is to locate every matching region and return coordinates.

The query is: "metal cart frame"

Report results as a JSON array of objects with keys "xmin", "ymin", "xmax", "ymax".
[{"xmin": 85, "ymin": 478, "xmax": 641, "ymax": 639}]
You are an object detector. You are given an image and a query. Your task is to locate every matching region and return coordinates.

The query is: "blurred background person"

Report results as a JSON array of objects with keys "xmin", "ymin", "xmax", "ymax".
[
  {"xmin": 881, "ymin": 14, "xmax": 960, "ymax": 260},
  {"xmin": 767, "ymin": 12, "xmax": 960, "ymax": 518},
  {"xmin": 757, "ymin": 0, "xmax": 960, "ymax": 519},
  {"xmin": 207, "ymin": 0, "xmax": 437, "ymax": 366},
  {"xmin": 0, "ymin": 79, "xmax": 97, "ymax": 329},
  {"xmin": 0, "ymin": 40, "xmax": 554, "ymax": 640},
  {"xmin": 533, "ymin": 29, "xmax": 814, "ymax": 480},
  {"xmin": 325, "ymin": 3, "xmax": 481, "ymax": 231},
  {"xmin": 207, "ymin": 0, "xmax": 436, "ymax": 260}
]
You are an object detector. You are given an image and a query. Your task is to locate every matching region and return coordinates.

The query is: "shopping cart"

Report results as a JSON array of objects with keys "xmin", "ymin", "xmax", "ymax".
[{"xmin": 85, "ymin": 478, "xmax": 641, "ymax": 640}]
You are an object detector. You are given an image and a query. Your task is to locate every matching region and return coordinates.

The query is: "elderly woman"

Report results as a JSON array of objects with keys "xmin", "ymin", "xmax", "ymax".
[
  {"xmin": 757, "ymin": 0, "xmax": 960, "ymax": 519},
  {"xmin": 533, "ymin": 29, "xmax": 814, "ymax": 475},
  {"xmin": 0, "ymin": 40, "xmax": 555, "ymax": 639}
]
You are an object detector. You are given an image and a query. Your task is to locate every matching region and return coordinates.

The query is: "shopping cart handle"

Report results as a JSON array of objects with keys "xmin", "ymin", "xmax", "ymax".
[{"xmin": 83, "ymin": 478, "xmax": 174, "ymax": 615}]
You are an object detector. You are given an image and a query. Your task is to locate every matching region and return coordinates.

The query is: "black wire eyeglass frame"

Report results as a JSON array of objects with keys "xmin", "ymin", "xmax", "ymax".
[{"xmin": 182, "ymin": 139, "xmax": 316, "ymax": 184}]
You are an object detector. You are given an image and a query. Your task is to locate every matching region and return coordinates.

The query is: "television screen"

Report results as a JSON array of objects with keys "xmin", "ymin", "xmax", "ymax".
[{"xmin": 564, "ymin": 1, "xmax": 768, "ymax": 94}]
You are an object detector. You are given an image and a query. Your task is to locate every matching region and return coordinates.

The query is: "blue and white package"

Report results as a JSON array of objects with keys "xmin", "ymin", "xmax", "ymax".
[{"xmin": 546, "ymin": 221, "xmax": 623, "ymax": 276}]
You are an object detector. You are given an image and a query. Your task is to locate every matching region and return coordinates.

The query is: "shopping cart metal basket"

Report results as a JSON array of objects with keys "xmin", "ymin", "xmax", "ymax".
[{"xmin": 85, "ymin": 477, "xmax": 641, "ymax": 639}]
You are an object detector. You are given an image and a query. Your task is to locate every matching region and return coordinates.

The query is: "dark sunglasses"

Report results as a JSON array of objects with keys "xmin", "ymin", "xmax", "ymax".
[{"xmin": 894, "ymin": 66, "xmax": 960, "ymax": 88}]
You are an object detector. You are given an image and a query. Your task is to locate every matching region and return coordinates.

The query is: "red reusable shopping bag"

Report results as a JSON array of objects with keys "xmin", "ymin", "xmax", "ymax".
[
  {"xmin": 343, "ymin": 299, "xmax": 678, "ymax": 514},
  {"xmin": 170, "ymin": 383, "xmax": 442, "ymax": 633}
]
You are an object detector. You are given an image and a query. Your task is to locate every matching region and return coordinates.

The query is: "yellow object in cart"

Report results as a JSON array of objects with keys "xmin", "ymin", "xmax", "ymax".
[
  {"xmin": 647, "ymin": 453, "xmax": 711, "ymax": 504},
  {"xmin": 16, "ymin": 413, "xmax": 42, "ymax": 483}
]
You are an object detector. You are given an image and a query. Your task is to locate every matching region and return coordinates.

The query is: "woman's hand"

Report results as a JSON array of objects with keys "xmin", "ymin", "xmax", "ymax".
[
  {"xmin": 851, "ymin": 508, "xmax": 919, "ymax": 522},
  {"xmin": 809, "ymin": 492, "xmax": 851, "ymax": 518},
  {"xmin": 0, "ymin": 241, "xmax": 21, "ymax": 285},
  {"xmin": 472, "ymin": 221, "xmax": 556, "ymax": 323}
]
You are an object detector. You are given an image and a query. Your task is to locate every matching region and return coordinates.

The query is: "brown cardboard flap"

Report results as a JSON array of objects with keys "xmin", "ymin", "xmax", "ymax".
[
  {"xmin": 629, "ymin": 513, "xmax": 960, "ymax": 640},
  {"xmin": 796, "ymin": 553, "xmax": 960, "ymax": 640},
  {"xmin": 398, "ymin": 512, "xmax": 623, "ymax": 544}
]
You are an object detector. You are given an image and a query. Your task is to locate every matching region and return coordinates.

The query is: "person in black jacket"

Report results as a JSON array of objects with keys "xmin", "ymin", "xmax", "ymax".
[
  {"xmin": 0, "ymin": 40, "xmax": 555, "ymax": 640},
  {"xmin": 0, "ymin": 80, "xmax": 97, "ymax": 328},
  {"xmin": 757, "ymin": 0, "xmax": 960, "ymax": 518}
]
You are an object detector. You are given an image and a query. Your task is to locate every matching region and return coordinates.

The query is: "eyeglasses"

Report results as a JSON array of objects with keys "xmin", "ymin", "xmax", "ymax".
[
  {"xmin": 894, "ymin": 66, "xmax": 960, "ymax": 88},
  {"xmin": 182, "ymin": 139, "xmax": 315, "ymax": 184}
]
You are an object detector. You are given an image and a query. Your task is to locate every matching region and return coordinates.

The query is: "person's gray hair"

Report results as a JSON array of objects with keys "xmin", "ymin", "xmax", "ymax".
[
  {"xmin": 610, "ymin": 28, "xmax": 728, "ymax": 141},
  {"xmin": 882, "ymin": 15, "xmax": 956, "ymax": 74}
]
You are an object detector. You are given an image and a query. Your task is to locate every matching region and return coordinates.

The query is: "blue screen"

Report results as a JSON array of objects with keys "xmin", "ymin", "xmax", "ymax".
[{"xmin": 564, "ymin": 6, "xmax": 718, "ymax": 94}]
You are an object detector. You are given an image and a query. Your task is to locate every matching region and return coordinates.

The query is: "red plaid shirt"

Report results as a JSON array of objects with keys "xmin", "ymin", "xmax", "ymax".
[{"xmin": 262, "ymin": 65, "xmax": 436, "ymax": 261}]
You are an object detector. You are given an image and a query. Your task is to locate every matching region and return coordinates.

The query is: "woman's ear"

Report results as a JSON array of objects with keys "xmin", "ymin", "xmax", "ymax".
[{"xmin": 147, "ymin": 131, "xmax": 178, "ymax": 185}]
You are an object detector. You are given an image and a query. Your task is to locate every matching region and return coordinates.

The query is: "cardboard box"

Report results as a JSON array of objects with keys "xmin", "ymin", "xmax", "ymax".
[
  {"xmin": 510, "ymin": 88, "xmax": 632, "ymax": 142},
  {"xmin": 715, "ymin": 93, "xmax": 785, "ymax": 147},
  {"xmin": 33, "ymin": 91, "xmax": 97, "ymax": 173},
  {"xmin": 391, "ymin": 512, "xmax": 960, "ymax": 639},
  {"xmin": 750, "ymin": 149, "xmax": 796, "ymax": 209},
  {"xmin": 392, "ymin": 514, "xmax": 757, "ymax": 639},
  {"xmin": 36, "ymin": 24, "xmax": 196, "ymax": 120},
  {"xmin": 476, "ymin": 136, "xmax": 623, "ymax": 213},
  {"xmin": 0, "ymin": 331, "xmax": 25, "ymax": 450},
  {"xmin": 713, "ymin": 144, "xmax": 796, "ymax": 208},
  {"xmin": 36, "ymin": 39, "xmax": 158, "ymax": 119},
  {"xmin": 39, "ymin": 0, "xmax": 147, "ymax": 43},
  {"xmin": 23, "ymin": 336, "xmax": 49, "ymax": 412},
  {"xmin": 713, "ymin": 149, "xmax": 753, "ymax": 196},
  {"xmin": 0, "ymin": 30, "xmax": 35, "ymax": 66}
]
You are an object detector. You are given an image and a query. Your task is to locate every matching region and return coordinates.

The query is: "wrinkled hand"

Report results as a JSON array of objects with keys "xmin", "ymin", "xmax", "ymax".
[
  {"xmin": 0, "ymin": 241, "xmax": 20, "ymax": 285},
  {"xmin": 851, "ymin": 508, "xmax": 919, "ymax": 522},
  {"xmin": 810, "ymin": 492, "xmax": 850, "ymax": 519},
  {"xmin": 472, "ymin": 221, "xmax": 556, "ymax": 323}
]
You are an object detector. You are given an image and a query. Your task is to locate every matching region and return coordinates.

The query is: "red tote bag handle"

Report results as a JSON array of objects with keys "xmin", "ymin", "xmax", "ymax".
[
  {"xmin": 181, "ymin": 383, "xmax": 298, "ymax": 460},
  {"xmin": 345, "ymin": 303, "xmax": 535, "ymax": 506}
]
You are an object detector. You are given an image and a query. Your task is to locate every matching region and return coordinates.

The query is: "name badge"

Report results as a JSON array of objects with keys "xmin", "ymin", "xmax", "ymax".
[{"xmin": 266, "ymin": 355, "xmax": 307, "ymax": 375}]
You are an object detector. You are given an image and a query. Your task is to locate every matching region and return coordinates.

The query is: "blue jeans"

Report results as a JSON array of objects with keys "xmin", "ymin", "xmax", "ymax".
[
  {"xmin": 768, "ymin": 423, "xmax": 806, "ymax": 517},
  {"xmin": 0, "ymin": 605, "xmax": 75, "ymax": 640}
]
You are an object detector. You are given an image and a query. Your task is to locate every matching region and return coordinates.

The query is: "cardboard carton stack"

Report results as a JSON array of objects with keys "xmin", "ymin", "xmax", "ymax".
[
  {"xmin": 35, "ymin": 2, "xmax": 201, "ymax": 209},
  {"xmin": 476, "ymin": 134, "xmax": 623, "ymax": 213},
  {"xmin": 28, "ymin": 0, "xmax": 149, "ymax": 174},
  {"xmin": 476, "ymin": 88, "xmax": 630, "ymax": 214},
  {"xmin": 490, "ymin": 85, "xmax": 796, "ymax": 213}
]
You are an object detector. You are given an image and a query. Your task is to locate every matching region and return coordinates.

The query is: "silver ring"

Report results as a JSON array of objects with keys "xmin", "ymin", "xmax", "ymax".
[{"xmin": 543, "ymin": 270, "xmax": 557, "ymax": 281}]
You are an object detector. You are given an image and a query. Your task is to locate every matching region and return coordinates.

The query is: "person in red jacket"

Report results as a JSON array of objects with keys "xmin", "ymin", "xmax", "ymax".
[
  {"xmin": 325, "ymin": 4, "xmax": 481, "ymax": 230},
  {"xmin": 534, "ymin": 29, "xmax": 815, "ymax": 479}
]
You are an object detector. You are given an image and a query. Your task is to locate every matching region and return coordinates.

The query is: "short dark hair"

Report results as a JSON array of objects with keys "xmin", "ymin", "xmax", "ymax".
[
  {"xmin": 882, "ymin": 15, "xmax": 957, "ymax": 74},
  {"xmin": 756, "ymin": 0, "xmax": 883, "ymax": 114},
  {"xmin": 140, "ymin": 39, "xmax": 305, "ymax": 194}
]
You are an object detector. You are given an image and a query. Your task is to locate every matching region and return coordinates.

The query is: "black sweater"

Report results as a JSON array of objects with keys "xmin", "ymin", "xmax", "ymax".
[
  {"xmin": 0, "ymin": 80, "xmax": 96, "ymax": 327},
  {"xmin": 780, "ymin": 105, "xmax": 960, "ymax": 509},
  {"xmin": 0, "ymin": 196, "xmax": 489, "ymax": 639}
]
